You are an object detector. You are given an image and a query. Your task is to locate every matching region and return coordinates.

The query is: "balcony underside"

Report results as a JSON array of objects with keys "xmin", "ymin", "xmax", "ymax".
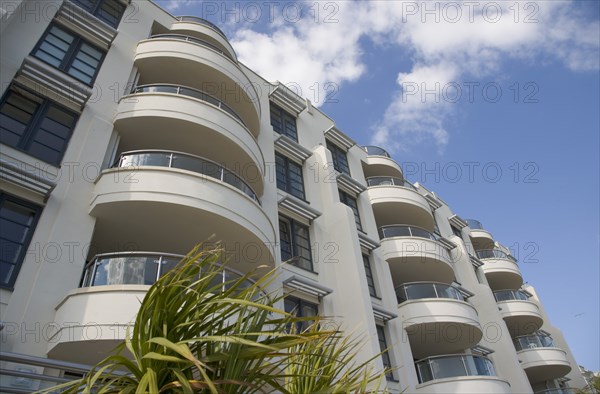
[
  {"xmin": 367, "ymin": 187, "xmax": 434, "ymax": 231},
  {"xmin": 469, "ymin": 229, "xmax": 495, "ymax": 250},
  {"xmin": 400, "ymin": 299, "xmax": 482, "ymax": 359},
  {"xmin": 382, "ymin": 238, "xmax": 455, "ymax": 284},
  {"xmin": 519, "ymin": 348, "xmax": 571, "ymax": 383},
  {"xmin": 114, "ymin": 93, "xmax": 264, "ymax": 194},
  {"xmin": 90, "ymin": 169, "xmax": 275, "ymax": 271},
  {"xmin": 498, "ymin": 300, "xmax": 543, "ymax": 336},
  {"xmin": 135, "ymin": 39, "xmax": 260, "ymax": 134},
  {"xmin": 481, "ymin": 258, "xmax": 523, "ymax": 290},
  {"xmin": 362, "ymin": 156, "xmax": 403, "ymax": 178}
]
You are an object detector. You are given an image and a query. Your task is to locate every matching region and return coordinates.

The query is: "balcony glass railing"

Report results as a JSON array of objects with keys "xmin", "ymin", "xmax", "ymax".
[
  {"xmin": 115, "ymin": 150, "xmax": 259, "ymax": 203},
  {"xmin": 477, "ymin": 249, "xmax": 516, "ymax": 262},
  {"xmin": 81, "ymin": 252, "xmax": 255, "ymax": 292},
  {"xmin": 149, "ymin": 34, "xmax": 234, "ymax": 61},
  {"xmin": 396, "ymin": 282, "xmax": 464, "ymax": 304},
  {"xmin": 176, "ymin": 16, "xmax": 228, "ymax": 40},
  {"xmin": 362, "ymin": 145, "xmax": 391, "ymax": 157},
  {"xmin": 366, "ymin": 176, "xmax": 417, "ymax": 190},
  {"xmin": 131, "ymin": 84, "xmax": 246, "ymax": 127},
  {"xmin": 514, "ymin": 333, "xmax": 555, "ymax": 351},
  {"xmin": 415, "ymin": 354, "xmax": 496, "ymax": 383},
  {"xmin": 378, "ymin": 225, "xmax": 438, "ymax": 241},
  {"xmin": 493, "ymin": 289, "xmax": 530, "ymax": 302},
  {"xmin": 466, "ymin": 219, "xmax": 485, "ymax": 230}
]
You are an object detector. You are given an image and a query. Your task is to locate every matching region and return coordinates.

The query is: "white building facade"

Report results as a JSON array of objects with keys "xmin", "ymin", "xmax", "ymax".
[{"xmin": 0, "ymin": 1, "xmax": 588, "ymax": 392}]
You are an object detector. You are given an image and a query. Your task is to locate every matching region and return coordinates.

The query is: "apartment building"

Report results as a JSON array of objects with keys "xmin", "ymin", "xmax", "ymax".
[{"xmin": 0, "ymin": 0, "xmax": 588, "ymax": 392}]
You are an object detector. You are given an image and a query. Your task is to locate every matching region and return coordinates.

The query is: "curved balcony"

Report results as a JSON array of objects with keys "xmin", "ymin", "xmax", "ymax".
[
  {"xmin": 514, "ymin": 334, "xmax": 571, "ymax": 383},
  {"xmin": 361, "ymin": 146, "xmax": 403, "ymax": 179},
  {"xmin": 495, "ymin": 290, "xmax": 543, "ymax": 336},
  {"xmin": 379, "ymin": 225, "xmax": 455, "ymax": 284},
  {"xmin": 134, "ymin": 36, "xmax": 260, "ymax": 134},
  {"xmin": 171, "ymin": 16, "xmax": 237, "ymax": 61},
  {"xmin": 116, "ymin": 150, "xmax": 259, "ymax": 203},
  {"xmin": 477, "ymin": 249, "xmax": 522, "ymax": 290},
  {"xmin": 48, "ymin": 252, "xmax": 258, "ymax": 365},
  {"xmin": 366, "ymin": 177, "xmax": 434, "ymax": 231},
  {"xmin": 113, "ymin": 84, "xmax": 264, "ymax": 193},
  {"xmin": 397, "ymin": 282, "xmax": 482, "ymax": 358},
  {"xmin": 89, "ymin": 164, "xmax": 275, "ymax": 273},
  {"xmin": 415, "ymin": 355, "xmax": 511, "ymax": 393},
  {"xmin": 466, "ymin": 219, "xmax": 495, "ymax": 250}
]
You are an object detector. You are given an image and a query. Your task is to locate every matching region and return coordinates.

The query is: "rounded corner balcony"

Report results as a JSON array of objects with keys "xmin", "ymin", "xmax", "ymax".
[
  {"xmin": 361, "ymin": 146, "xmax": 403, "ymax": 179},
  {"xmin": 415, "ymin": 355, "xmax": 511, "ymax": 394},
  {"xmin": 367, "ymin": 177, "xmax": 434, "ymax": 231},
  {"xmin": 466, "ymin": 219, "xmax": 495, "ymax": 251},
  {"xmin": 514, "ymin": 333, "xmax": 572, "ymax": 383},
  {"xmin": 134, "ymin": 35, "xmax": 260, "ymax": 134},
  {"xmin": 477, "ymin": 249, "xmax": 522, "ymax": 290},
  {"xmin": 114, "ymin": 84, "xmax": 264, "ymax": 193},
  {"xmin": 379, "ymin": 225, "xmax": 455, "ymax": 284},
  {"xmin": 171, "ymin": 16, "xmax": 237, "ymax": 62},
  {"xmin": 397, "ymin": 282, "xmax": 482, "ymax": 358},
  {"xmin": 89, "ymin": 156, "xmax": 276, "ymax": 273},
  {"xmin": 494, "ymin": 290, "xmax": 543, "ymax": 336},
  {"xmin": 48, "ymin": 252, "xmax": 262, "ymax": 365}
]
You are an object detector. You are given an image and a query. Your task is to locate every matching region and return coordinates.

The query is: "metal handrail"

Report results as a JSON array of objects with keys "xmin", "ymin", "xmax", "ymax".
[
  {"xmin": 395, "ymin": 282, "xmax": 465, "ymax": 304},
  {"xmin": 149, "ymin": 34, "xmax": 234, "ymax": 61},
  {"xmin": 113, "ymin": 150, "xmax": 260, "ymax": 203},
  {"xmin": 477, "ymin": 249, "xmax": 516, "ymax": 262},
  {"xmin": 81, "ymin": 251, "xmax": 256, "ymax": 289},
  {"xmin": 176, "ymin": 16, "xmax": 229, "ymax": 40},
  {"xmin": 493, "ymin": 289, "xmax": 530, "ymax": 302},
  {"xmin": 366, "ymin": 176, "xmax": 416, "ymax": 190},
  {"xmin": 513, "ymin": 333, "xmax": 555, "ymax": 351},
  {"xmin": 130, "ymin": 84, "xmax": 247, "ymax": 128},
  {"xmin": 466, "ymin": 219, "xmax": 485, "ymax": 230},
  {"xmin": 378, "ymin": 224, "xmax": 438, "ymax": 241},
  {"xmin": 415, "ymin": 354, "xmax": 496, "ymax": 383},
  {"xmin": 362, "ymin": 146, "xmax": 391, "ymax": 157}
]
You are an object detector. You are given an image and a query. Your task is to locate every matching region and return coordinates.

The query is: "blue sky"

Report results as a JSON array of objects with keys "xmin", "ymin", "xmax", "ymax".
[{"xmin": 157, "ymin": 0, "xmax": 599, "ymax": 370}]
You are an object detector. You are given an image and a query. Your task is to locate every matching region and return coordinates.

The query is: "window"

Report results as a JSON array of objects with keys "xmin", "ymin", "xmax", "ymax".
[
  {"xmin": 279, "ymin": 216, "xmax": 313, "ymax": 271},
  {"xmin": 33, "ymin": 24, "xmax": 106, "ymax": 85},
  {"xmin": 362, "ymin": 255, "xmax": 377, "ymax": 297},
  {"xmin": 285, "ymin": 296, "xmax": 318, "ymax": 333},
  {"xmin": 0, "ymin": 194, "xmax": 42, "ymax": 288},
  {"xmin": 71, "ymin": 0, "xmax": 127, "ymax": 28},
  {"xmin": 270, "ymin": 103, "xmax": 298, "ymax": 141},
  {"xmin": 451, "ymin": 225, "xmax": 462, "ymax": 238},
  {"xmin": 0, "ymin": 84, "xmax": 78, "ymax": 165},
  {"xmin": 275, "ymin": 153, "xmax": 305, "ymax": 199},
  {"xmin": 339, "ymin": 190, "xmax": 362, "ymax": 231},
  {"xmin": 326, "ymin": 140, "xmax": 350, "ymax": 175},
  {"xmin": 376, "ymin": 325, "xmax": 394, "ymax": 380}
]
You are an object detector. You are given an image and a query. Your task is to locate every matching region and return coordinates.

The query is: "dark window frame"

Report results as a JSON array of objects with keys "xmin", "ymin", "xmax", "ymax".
[
  {"xmin": 279, "ymin": 216, "xmax": 313, "ymax": 272},
  {"xmin": 32, "ymin": 23, "xmax": 106, "ymax": 86},
  {"xmin": 0, "ymin": 83, "xmax": 79, "ymax": 166},
  {"xmin": 326, "ymin": 140, "xmax": 350, "ymax": 175},
  {"xmin": 376, "ymin": 324, "xmax": 395, "ymax": 381},
  {"xmin": 71, "ymin": 0, "xmax": 127, "ymax": 28},
  {"xmin": 270, "ymin": 103, "xmax": 298, "ymax": 141},
  {"xmin": 339, "ymin": 190, "xmax": 362, "ymax": 231},
  {"xmin": 275, "ymin": 153, "xmax": 305, "ymax": 200},
  {"xmin": 0, "ymin": 193, "xmax": 42, "ymax": 289},
  {"xmin": 284, "ymin": 295, "xmax": 318, "ymax": 333},
  {"xmin": 451, "ymin": 225, "xmax": 462, "ymax": 238},
  {"xmin": 362, "ymin": 254, "xmax": 377, "ymax": 297}
]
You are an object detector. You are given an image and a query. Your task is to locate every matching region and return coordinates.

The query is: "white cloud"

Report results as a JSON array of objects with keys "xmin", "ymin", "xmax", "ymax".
[
  {"xmin": 229, "ymin": 0, "xmax": 599, "ymax": 152},
  {"xmin": 160, "ymin": 0, "xmax": 195, "ymax": 12}
]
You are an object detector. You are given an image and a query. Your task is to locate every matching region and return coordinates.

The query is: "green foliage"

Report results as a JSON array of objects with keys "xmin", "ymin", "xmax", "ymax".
[{"xmin": 40, "ymin": 245, "xmax": 390, "ymax": 393}]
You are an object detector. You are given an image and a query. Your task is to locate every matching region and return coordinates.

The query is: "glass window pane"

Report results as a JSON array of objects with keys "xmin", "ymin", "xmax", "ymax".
[{"xmin": 405, "ymin": 283, "xmax": 437, "ymax": 300}]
